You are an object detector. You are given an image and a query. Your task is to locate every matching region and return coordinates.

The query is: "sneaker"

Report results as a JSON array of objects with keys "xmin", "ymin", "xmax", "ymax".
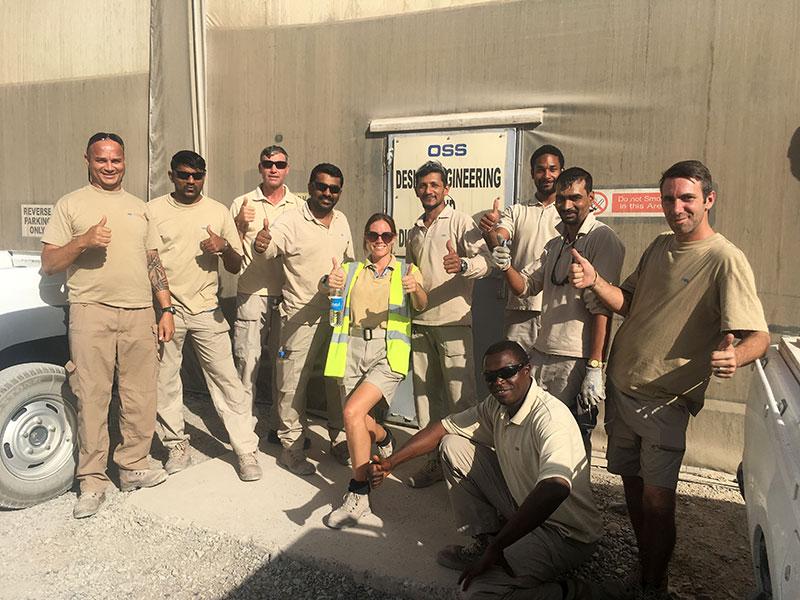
[
  {"xmin": 268, "ymin": 429, "xmax": 311, "ymax": 450},
  {"xmin": 278, "ymin": 448, "xmax": 316, "ymax": 476},
  {"xmin": 237, "ymin": 451, "xmax": 262, "ymax": 482},
  {"xmin": 406, "ymin": 458, "xmax": 443, "ymax": 488},
  {"xmin": 164, "ymin": 440, "xmax": 191, "ymax": 475},
  {"xmin": 436, "ymin": 533, "xmax": 492, "ymax": 571},
  {"xmin": 323, "ymin": 491, "xmax": 371, "ymax": 529},
  {"xmin": 376, "ymin": 428, "xmax": 395, "ymax": 460},
  {"xmin": 330, "ymin": 441, "xmax": 351, "ymax": 466},
  {"xmin": 73, "ymin": 491, "xmax": 106, "ymax": 519},
  {"xmin": 119, "ymin": 467, "xmax": 168, "ymax": 492}
]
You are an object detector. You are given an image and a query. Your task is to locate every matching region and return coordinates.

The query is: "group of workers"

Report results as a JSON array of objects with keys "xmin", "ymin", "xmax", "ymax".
[{"xmin": 40, "ymin": 132, "xmax": 770, "ymax": 600}]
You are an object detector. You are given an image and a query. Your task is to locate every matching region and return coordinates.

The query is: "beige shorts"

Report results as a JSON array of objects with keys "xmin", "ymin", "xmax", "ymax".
[
  {"xmin": 605, "ymin": 380, "xmax": 690, "ymax": 490},
  {"xmin": 339, "ymin": 332, "xmax": 405, "ymax": 401}
]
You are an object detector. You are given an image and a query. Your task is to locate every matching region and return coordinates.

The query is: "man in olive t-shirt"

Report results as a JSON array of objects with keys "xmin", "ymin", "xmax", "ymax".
[
  {"xmin": 568, "ymin": 160, "xmax": 770, "ymax": 598},
  {"xmin": 41, "ymin": 132, "xmax": 175, "ymax": 519}
]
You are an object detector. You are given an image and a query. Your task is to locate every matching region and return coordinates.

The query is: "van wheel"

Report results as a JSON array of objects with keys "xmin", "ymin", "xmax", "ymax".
[{"xmin": 0, "ymin": 363, "xmax": 78, "ymax": 508}]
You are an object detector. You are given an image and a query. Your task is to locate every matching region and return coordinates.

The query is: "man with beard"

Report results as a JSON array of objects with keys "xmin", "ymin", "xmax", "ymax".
[
  {"xmin": 254, "ymin": 163, "xmax": 354, "ymax": 475},
  {"xmin": 493, "ymin": 167, "xmax": 624, "ymax": 453},
  {"xmin": 479, "ymin": 145, "xmax": 564, "ymax": 355}
]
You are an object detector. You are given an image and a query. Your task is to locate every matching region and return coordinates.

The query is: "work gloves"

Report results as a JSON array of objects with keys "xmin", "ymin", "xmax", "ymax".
[
  {"xmin": 577, "ymin": 366, "xmax": 605, "ymax": 414},
  {"xmin": 491, "ymin": 244, "xmax": 512, "ymax": 271}
]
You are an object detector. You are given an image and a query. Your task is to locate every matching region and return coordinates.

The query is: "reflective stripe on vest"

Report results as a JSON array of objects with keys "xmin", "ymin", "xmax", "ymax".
[{"xmin": 324, "ymin": 258, "xmax": 412, "ymax": 378}]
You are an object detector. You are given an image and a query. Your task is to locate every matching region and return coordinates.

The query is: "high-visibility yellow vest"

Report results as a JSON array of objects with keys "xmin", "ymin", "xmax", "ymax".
[{"xmin": 324, "ymin": 258, "xmax": 414, "ymax": 378}]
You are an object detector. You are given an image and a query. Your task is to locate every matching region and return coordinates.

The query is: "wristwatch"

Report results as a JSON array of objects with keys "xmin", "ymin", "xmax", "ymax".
[
  {"xmin": 217, "ymin": 239, "xmax": 230, "ymax": 255},
  {"xmin": 162, "ymin": 306, "xmax": 177, "ymax": 315},
  {"xmin": 588, "ymin": 359, "xmax": 603, "ymax": 369},
  {"xmin": 459, "ymin": 258, "xmax": 468, "ymax": 274}
]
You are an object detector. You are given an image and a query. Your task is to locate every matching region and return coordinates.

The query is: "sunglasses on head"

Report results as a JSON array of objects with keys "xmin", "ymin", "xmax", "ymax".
[
  {"xmin": 365, "ymin": 231, "xmax": 395, "ymax": 243},
  {"xmin": 313, "ymin": 181, "xmax": 342, "ymax": 194},
  {"xmin": 173, "ymin": 170, "xmax": 206, "ymax": 180},
  {"xmin": 483, "ymin": 363, "xmax": 527, "ymax": 384},
  {"xmin": 261, "ymin": 159, "xmax": 288, "ymax": 170}
]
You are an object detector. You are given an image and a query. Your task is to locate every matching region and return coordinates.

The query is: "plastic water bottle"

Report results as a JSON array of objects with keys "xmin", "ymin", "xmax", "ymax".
[{"xmin": 329, "ymin": 288, "xmax": 344, "ymax": 327}]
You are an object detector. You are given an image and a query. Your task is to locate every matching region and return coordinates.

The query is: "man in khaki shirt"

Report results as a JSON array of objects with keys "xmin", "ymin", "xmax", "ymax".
[
  {"xmin": 147, "ymin": 150, "xmax": 261, "ymax": 482},
  {"xmin": 41, "ymin": 132, "xmax": 175, "ymax": 519},
  {"xmin": 254, "ymin": 163, "xmax": 354, "ymax": 476},
  {"xmin": 405, "ymin": 160, "xmax": 492, "ymax": 489},
  {"xmin": 495, "ymin": 167, "xmax": 625, "ymax": 452},
  {"xmin": 569, "ymin": 160, "xmax": 770, "ymax": 598},
  {"xmin": 479, "ymin": 145, "xmax": 564, "ymax": 354},
  {"xmin": 368, "ymin": 341, "xmax": 602, "ymax": 599},
  {"xmin": 230, "ymin": 146, "xmax": 301, "ymax": 435}
]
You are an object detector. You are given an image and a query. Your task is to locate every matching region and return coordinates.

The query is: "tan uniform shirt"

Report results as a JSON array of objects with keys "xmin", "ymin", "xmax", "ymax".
[
  {"xmin": 521, "ymin": 213, "xmax": 625, "ymax": 359},
  {"xmin": 349, "ymin": 258, "xmax": 424, "ymax": 329},
  {"xmin": 41, "ymin": 185, "xmax": 158, "ymax": 308},
  {"xmin": 230, "ymin": 184, "xmax": 302, "ymax": 296},
  {"xmin": 406, "ymin": 205, "xmax": 492, "ymax": 326},
  {"xmin": 608, "ymin": 232, "xmax": 769, "ymax": 414},
  {"xmin": 442, "ymin": 382, "xmax": 604, "ymax": 544},
  {"xmin": 261, "ymin": 201, "xmax": 354, "ymax": 320},
  {"xmin": 146, "ymin": 194, "xmax": 243, "ymax": 315},
  {"xmin": 499, "ymin": 200, "xmax": 560, "ymax": 311}
]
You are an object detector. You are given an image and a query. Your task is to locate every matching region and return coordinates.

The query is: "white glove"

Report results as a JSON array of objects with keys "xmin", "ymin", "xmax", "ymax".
[
  {"xmin": 491, "ymin": 244, "xmax": 512, "ymax": 271},
  {"xmin": 577, "ymin": 366, "xmax": 605, "ymax": 414}
]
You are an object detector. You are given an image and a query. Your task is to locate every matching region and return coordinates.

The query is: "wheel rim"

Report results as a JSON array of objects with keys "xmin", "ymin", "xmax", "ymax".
[{"xmin": 1, "ymin": 395, "xmax": 77, "ymax": 481}]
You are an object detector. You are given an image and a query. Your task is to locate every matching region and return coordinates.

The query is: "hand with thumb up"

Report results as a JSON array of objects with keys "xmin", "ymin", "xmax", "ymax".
[
  {"xmin": 235, "ymin": 197, "xmax": 255, "ymax": 235},
  {"xmin": 443, "ymin": 239, "xmax": 464, "ymax": 274},
  {"xmin": 83, "ymin": 215, "xmax": 112, "ymax": 248},
  {"xmin": 328, "ymin": 257, "xmax": 346, "ymax": 290},
  {"xmin": 710, "ymin": 333, "xmax": 737, "ymax": 379},
  {"xmin": 200, "ymin": 225, "xmax": 228, "ymax": 255},
  {"xmin": 401, "ymin": 263, "xmax": 418, "ymax": 293},
  {"xmin": 479, "ymin": 197, "xmax": 502, "ymax": 233},
  {"xmin": 254, "ymin": 217, "xmax": 271, "ymax": 254},
  {"xmin": 568, "ymin": 248, "xmax": 598, "ymax": 289}
]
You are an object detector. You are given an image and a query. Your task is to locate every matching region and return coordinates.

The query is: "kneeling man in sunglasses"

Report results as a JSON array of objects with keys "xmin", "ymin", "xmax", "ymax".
[{"xmin": 369, "ymin": 340, "xmax": 602, "ymax": 599}]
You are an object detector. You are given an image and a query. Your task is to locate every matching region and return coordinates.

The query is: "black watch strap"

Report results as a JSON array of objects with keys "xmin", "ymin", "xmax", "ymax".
[{"xmin": 162, "ymin": 306, "xmax": 177, "ymax": 315}]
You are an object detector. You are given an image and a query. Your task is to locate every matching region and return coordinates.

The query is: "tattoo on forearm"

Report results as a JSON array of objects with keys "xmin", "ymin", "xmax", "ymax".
[{"xmin": 146, "ymin": 250, "xmax": 169, "ymax": 292}]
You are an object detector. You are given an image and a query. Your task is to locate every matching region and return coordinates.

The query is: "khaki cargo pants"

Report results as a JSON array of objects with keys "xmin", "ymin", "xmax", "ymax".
[
  {"xmin": 504, "ymin": 309, "xmax": 541, "ymax": 358},
  {"xmin": 67, "ymin": 303, "xmax": 159, "ymax": 494}
]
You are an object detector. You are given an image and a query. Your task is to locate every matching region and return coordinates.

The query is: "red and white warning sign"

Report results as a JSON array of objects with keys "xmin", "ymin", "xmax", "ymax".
[{"xmin": 592, "ymin": 188, "xmax": 663, "ymax": 218}]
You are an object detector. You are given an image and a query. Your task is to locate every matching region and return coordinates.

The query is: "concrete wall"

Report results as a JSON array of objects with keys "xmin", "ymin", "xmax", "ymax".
[{"xmin": 204, "ymin": 0, "xmax": 800, "ymax": 472}]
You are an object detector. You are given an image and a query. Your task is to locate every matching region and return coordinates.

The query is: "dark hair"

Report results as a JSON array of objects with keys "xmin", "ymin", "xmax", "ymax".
[
  {"xmin": 414, "ymin": 160, "xmax": 449, "ymax": 187},
  {"xmin": 530, "ymin": 144, "xmax": 564, "ymax": 170},
  {"xmin": 484, "ymin": 340, "xmax": 530, "ymax": 365},
  {"xmin": 86, "ymin": 132, "xmax": 124, "ymax": 152},
  {"xmin": 260, "ymin": 145, "xmax": 289, "ymax": 160},
  {"xmin": 362, "ymin": 213, "xmax": 397, "ymax": 253},
  {"xmin": 659, "ymin": 160, "xmax": 713, "ymax": 198},
  {"xmin": 309, "ymin": 163, "xmax": 344, "ymax": 187},
  {"xmin": 170, "ymin": 150, "xmax": 206, "ymax": 171},
  {"xmin": 556, "ymin": 166, "xmax": 593, "ymax": 193}
]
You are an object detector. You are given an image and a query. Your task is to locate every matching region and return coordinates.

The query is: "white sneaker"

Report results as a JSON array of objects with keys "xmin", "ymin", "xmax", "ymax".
[
  {"xmin": 376, "ymin": 428, "xmax": 395, "ymax": 460},
  {"xmin": 323, "ymin": 491, "xmax": 371, "ymax": 529}
]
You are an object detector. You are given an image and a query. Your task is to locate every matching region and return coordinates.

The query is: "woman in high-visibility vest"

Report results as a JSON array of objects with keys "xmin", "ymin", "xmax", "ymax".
[{"xmin": 322, "ymin": 212, "xmax": 427, "ymax": 529}]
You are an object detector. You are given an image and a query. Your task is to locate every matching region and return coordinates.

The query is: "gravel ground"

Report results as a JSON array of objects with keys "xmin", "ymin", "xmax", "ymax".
[{"xmin": 0, "ymin": 392, "xmax": 755, "ymax": 599}]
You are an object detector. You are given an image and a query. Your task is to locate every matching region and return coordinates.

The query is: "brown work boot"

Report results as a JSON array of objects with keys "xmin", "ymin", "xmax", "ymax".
[
  {"xmin": 164, "ymin": 440, "xmax": 191, "ymax": 475},
  {"xmin": 330, "ymin": 441, "xmax": 351, "ymax": 466},
  {"xmin": 436, "ymin": 533, "xmax": 493, "ymax": 571},
  {"xmin": 278, "ymin": 448, "xmax": 315, "ymax": 476},
  {"xmin": 237, "ymin": 451, "xmax": 262, "ymax": 481},
  {"xmin": 406, "ymin": 457, "xmax": 443, "ymax": 488},
  {"xmin": 119, "ymin": 467, "xmax": 168, "ymax": 492},
  {"xmin": 72, "ymin": 491, "xmax": 106, "ymax": 519}
]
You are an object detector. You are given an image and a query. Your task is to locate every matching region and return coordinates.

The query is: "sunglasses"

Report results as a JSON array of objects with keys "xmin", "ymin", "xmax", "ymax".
[
  {"xmin": 312, "ymin": 181, "xmax": 342, "ymax": 194},
  {"xmin": 261, "ymin": 159, "xmax": 288, "ymax": 170},
  {"xmin": 173, "ymin": 170, "xmax": 206, "ymax": 180},
  {"xmin": 483, "ymin": 363, "xmax": 527, "ymax": 384},
  {"xmin": 365, "ymin": 231, "xmax": 395, "ymax": 243}
]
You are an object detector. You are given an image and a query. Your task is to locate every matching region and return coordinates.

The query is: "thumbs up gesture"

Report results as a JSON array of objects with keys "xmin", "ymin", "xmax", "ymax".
[
  {"xmin": 254, "ymin": 217, "xmax": 271, "ymax": 254},
  {"xmin": 234, "ymin": 197, "xmax": 255, "ymax": 235},
  {"xmin": 568, "ymin": 248, "xmax": 598, "ymax": 289},
  {"xmin": 200, "ymin": 225, "xmax": 228, "ymax": 254},
  {"xmin": 443, "ymin": 239, "xmax": 464, "ymax": 274},
  {"xmin": 83, "ymin": 215, "xmax": 112, "ymax": 248},
  {"xmin": 401, "ymin": 263, "xmax": 418, "ymax": 293},
  {"xmin": 479, "ymin": 197, "xmax": 502, "ymax": 233},
  {"xmin": 328, "ymin": 257, "xmax": 346, "ymax": 289},
  {"xmin": 710, "ymin": 333, "xmax": 737, "ymax": 378}
]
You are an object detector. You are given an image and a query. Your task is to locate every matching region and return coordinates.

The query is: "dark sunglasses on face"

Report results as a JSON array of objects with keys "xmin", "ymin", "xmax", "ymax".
[
  {"xmin": 483, "ymin": 363, "xmax": 527, "ymax": 384},
  {"xmin": 365, "ymin": 231, "xmax": 395, "ymax": 243},
  {"xmin": 173, "ymin": 170, "xmax": 206, "ymax": 180},
  {"xmin": 313, "ymin": 181, "xmax": 342, "ymax": 194},
  {"xmin": 261, "ymin": 159, "xmax": 288, "ymax": 170}
]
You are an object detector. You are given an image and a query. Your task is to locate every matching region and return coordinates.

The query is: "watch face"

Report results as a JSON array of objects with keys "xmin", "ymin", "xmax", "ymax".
[{"xmin": 589, "ymin": 359, "xmax": 602, "ymax": 368}]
